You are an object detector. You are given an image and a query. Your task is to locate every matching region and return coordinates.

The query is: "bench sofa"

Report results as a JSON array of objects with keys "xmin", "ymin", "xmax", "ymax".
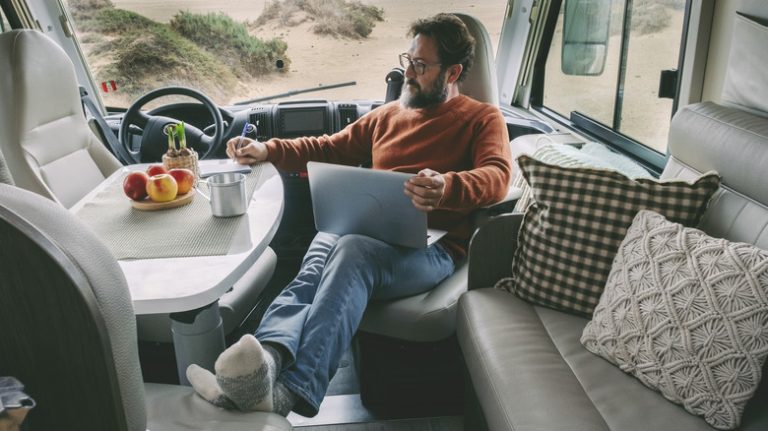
[{"xmin": 458, "ymin": 102, "xmax": 768, "ymax": 430}]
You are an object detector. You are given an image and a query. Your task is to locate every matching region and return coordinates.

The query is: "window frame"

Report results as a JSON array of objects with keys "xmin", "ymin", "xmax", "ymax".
[
  {"xmin": 0, "ymin": 0, "xmax": 25, "ymax": 29},
  {"xmin": 527, "ymin": 0, "xmax": 696, "ymax": 174}
]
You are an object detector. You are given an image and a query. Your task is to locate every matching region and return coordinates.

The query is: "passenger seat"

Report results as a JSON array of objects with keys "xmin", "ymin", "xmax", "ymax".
[{"xmin": 0, "ymin": 29, "xmax": 275, "ymax": 345}]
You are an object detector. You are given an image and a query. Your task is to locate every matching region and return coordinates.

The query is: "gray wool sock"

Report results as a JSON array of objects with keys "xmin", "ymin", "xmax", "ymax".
[
  {"xmin": 273, "ymin": 381, "xmax": 299, "ymax": 416},
  {"xmin": 186, "ymin": 364, "xmax": 237, "ymax": 410},
  {"xmin": 263, "ymin": 343, "xmax": 284, "ymax": 373},
  {"xmin": 214, "ymin": 334, "xmax": 278, "ymax": 412}
]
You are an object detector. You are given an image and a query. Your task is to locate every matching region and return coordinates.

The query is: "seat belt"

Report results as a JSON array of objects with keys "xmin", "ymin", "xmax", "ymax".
[{"xmin": 79, "ymin": 86, "xmax": 132, "ymax": 164}]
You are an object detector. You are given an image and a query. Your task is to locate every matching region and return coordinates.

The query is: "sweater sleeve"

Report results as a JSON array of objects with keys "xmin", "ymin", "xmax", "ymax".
[
  {"xmin": 438, "ymin": 107, "xmax": 512, "ymax": 211},
  {"xmin": 264, "ymin": 114, "xmax": 374, "ymax": 171}
]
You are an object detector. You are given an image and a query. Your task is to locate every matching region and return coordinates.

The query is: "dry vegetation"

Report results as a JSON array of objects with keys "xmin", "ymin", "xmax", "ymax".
[{"xmin": 255, "ymin": 0, "xmax": 384, "ymax": 39}]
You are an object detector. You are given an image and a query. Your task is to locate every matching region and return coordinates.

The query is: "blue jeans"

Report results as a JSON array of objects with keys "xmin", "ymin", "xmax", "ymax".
[{"xmin": 254, "ymin": 232, "xmax": 455, "ymax": 416}]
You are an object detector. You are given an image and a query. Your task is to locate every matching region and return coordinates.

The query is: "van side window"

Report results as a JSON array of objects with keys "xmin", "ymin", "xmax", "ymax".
[
  {"xmin": 1, "ymin": 8, "xmax": 9, "ymax": 32},
  {"xmin": 537, "ymin": 0, "xmax": 687, "ymax": 156}
]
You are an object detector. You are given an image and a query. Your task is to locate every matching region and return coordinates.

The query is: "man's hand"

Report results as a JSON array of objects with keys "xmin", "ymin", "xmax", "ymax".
[
  {"xmin": 225, "ymin": 137, "xmax": 268, "ymax": 165},
  {"xmin": 405, "ymin": 168, "xmax": 445, "ymax": 212}
]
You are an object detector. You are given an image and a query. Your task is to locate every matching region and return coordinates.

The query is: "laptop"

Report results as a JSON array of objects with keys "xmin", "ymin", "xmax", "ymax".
[{"xmin": 306, "ymin": 162, "xmax": 447, "ymax": 248}]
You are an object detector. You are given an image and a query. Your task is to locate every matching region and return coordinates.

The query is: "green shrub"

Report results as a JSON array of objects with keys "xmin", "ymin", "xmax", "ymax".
[
  {"xmin": 95, "ymin": 25, "xmax": 237, "ymax": 98},
  {"xmin": 79, "ymin": 7, "xmax": 155, "ymax": 33},
  {"xmin": 67, "ymin": 0, "xmax": 113, "ymax": 14},
  {"xmin": 170, "ymin": 11, "xmax": 289, "ymax": 76},
  {"xmin": 72, "ymin": 3, "xmax": 291, "ymax": 101},
  {"xmin": 256, "ymin": 0, "xmax": 384, "ymax": 39}
]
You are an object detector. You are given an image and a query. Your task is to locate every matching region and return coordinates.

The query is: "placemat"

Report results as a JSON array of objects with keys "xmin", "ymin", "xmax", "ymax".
[{"xmin": 75, "ymin": 164, "xmax": 263, "ymax": 259}]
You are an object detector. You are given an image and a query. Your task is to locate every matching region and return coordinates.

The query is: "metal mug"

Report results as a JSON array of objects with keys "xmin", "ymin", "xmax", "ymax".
[{"xmin": 196, "ymin": 172, "xmax": 247, "ymax": 217}]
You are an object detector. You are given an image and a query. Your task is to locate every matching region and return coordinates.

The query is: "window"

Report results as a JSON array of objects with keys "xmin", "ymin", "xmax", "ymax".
[
  {"xmin": 63, "ymin": 0, "xmax": 508, "ymax": 108},
  {"xmin": 1, "ymin": 6, "xmax": 10, "ymax": 32},
  {"xmin": 537, "ymin": 0, "xmax": 687, "ymax": 155}
]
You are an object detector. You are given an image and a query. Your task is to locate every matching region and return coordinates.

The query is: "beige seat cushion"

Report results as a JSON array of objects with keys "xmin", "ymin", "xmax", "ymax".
[
  {"xmin": 458, "ymin": 288, "xmax": 768, "ymax": 430},
  {"xmin": 359, "ymin": 263, "xmax": 467, "ymax": 342}
]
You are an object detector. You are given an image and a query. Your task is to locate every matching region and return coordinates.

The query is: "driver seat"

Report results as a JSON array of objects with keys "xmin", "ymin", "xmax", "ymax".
[
  {"xmin": 356, "ymin": 13, "xmax": 505, "ymax": 410},
  {"xmin": 0, "ymin": 29, "xmax": 122, "ymax": 209},
  {"xmin": 0, "ymin": 29, "xmax": 276, "ymax": 345}
]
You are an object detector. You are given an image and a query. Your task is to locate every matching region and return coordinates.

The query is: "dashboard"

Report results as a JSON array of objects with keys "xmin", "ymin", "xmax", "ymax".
[
  {"xmin": 245, "ymin": 100, "xmax": 377, "ymax": 141},
  {"xmin": 108, "ymin": 97, "xmax": 551, "ymax": 163},
  {"xmin": 109, "ymin": 100, "xmax": 383, "ymax": 161}
]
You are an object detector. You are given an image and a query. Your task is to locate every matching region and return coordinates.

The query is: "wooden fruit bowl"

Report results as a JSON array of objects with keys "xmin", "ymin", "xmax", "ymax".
[{"xmin": 131, "ymin": 189, "xmax": 195, "ymax": 211}]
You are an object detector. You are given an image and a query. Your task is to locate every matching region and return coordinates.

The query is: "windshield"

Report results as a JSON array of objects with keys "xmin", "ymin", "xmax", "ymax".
[{"xmin": 64, "ymin": 0, "xmax": 507, "ymax": 108}]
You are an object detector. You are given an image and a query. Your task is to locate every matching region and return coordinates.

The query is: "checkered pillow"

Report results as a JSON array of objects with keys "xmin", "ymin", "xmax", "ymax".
[
  {"xmin": 511, "ymin": 143, "xmax": 652, "ymax": 212},
  {"xmin": 496, "ymin": 155, "xmax": 720, "ymax": 316}
]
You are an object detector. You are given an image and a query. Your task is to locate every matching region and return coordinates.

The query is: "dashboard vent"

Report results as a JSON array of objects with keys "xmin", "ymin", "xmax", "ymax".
[
  {"xmin": 249, "ymin": 108, "xmax": 271, "ymax": 140},
  {"xmin": 337, "ymin": 104, "xmax": 358, "ymax": 129}
]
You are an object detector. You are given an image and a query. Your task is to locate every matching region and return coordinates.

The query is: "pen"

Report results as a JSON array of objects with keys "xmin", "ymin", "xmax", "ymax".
[{"xmin": 236, "ymin": 122, "xmax": 250, "ymax": 150}]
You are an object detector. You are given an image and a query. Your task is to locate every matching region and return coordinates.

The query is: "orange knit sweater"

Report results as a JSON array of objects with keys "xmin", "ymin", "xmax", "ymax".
[{"xmin": 265, "ymin": 95, "xmax": 512, "ymax": 260}]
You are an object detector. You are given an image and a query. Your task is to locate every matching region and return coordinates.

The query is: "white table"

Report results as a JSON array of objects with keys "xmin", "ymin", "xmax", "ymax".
[{"xmin": 71, "ymin": 160, "xmax": 284, "ymax": 383}]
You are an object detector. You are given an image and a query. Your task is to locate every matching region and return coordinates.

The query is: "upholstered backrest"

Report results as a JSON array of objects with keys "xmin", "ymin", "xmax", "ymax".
[
  {"xmin": 0, "ymin": 30, "xmax": 121, "ymax": 208},
  {"xmin": 661, "ymin": 102, "xmax": 768, "ymax": 250},
  {"xmin": 0, "ymin": 184, "xmax": 146, "ymax": 431},
  {"xmin": 455, "ymin": 13, "xmax": 499, "ymax": 105}
]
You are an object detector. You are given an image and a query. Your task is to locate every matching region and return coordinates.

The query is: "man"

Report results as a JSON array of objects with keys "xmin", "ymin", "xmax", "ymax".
[{"xmin": 187, "ymin": 13, "xmax": 511, "ymax": 417}]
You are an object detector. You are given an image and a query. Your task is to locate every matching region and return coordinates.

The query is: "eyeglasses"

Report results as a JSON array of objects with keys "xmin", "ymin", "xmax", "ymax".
[{"xmin": 399, "ymin": 53, "xmax": 442, "ymax": 75}]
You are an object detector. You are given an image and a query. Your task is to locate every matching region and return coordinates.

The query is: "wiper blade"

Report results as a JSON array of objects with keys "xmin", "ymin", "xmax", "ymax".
[{"xmin": 234, "ymin": 81, "xmax": 357, "ymax": 105}]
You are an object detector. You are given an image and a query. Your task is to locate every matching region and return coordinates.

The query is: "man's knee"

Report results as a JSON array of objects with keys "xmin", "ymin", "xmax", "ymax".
[
  {"xmin": 331, "ymin": 234, "xmax": 387, "ymax": 264},
  {"xmin": 338, "ymin": 233, "xmax": 385, "ymax": 249}
]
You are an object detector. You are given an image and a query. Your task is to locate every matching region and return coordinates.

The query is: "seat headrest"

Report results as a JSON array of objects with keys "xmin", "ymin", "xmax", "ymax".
[
  {"xmin": 667, "ymin": 102, "xmax": 768, "ymax": 206},
  {"xmin": 0, "ymin": 30, "xmax": 83, "ymax": 135},
  {"xmin": 454, "ymin": 13, "xmax": 498, "ymax": 105}
]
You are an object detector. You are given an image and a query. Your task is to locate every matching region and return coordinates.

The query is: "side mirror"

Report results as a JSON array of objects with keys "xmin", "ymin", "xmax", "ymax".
[{"xmin": 561, "ymin": 0, "xmax": 612, "ymax": 76}]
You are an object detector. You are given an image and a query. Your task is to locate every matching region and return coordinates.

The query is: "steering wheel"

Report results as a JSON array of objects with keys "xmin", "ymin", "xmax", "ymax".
[{"xmin": 119, "ymin": 86, "xmax": 224, "ymax": 163}]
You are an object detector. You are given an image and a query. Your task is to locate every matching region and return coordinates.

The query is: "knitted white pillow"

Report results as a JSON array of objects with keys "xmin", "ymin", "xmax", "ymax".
[{"xmin": 581, "ymin": 210, "xmax": 768, "ymax": 430}]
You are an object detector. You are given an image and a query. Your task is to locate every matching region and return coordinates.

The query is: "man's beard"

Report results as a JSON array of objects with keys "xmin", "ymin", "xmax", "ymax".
[{"xmin": 399, "ymin": 70, "xmax": 448, "ymax": 109}]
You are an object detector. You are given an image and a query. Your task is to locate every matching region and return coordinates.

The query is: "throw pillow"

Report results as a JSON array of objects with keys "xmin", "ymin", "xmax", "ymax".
[
  {"xmin": 511, "ymin": 143, "xmax": 651, "ymax": 213},
  {"xmin": 579, "ymin": 142, "xmax": 653, "ymax": 179},
  {"xmin": 496, "ymin": 155, "xmax": 720, "ymax": 316},
  {"xmin": 581, "ymin": 210, "xmax": 768, "ymax": 430}
]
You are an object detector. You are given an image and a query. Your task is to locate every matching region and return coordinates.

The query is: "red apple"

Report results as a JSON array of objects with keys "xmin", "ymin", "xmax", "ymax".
[
  {"xmin": 168, "ymin": 168, "xmax": 195, "ymax": 195},
  {"xmin": 146, "ymin": 174, "xmax": 178, "ymax": 202},
  {"xmin": 146, "ymin": 164, "xmax": 167, "ymax": 177},
  {"xmin": 123, "ymin": 171, "xmax": 149, "ymax": 201}
]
